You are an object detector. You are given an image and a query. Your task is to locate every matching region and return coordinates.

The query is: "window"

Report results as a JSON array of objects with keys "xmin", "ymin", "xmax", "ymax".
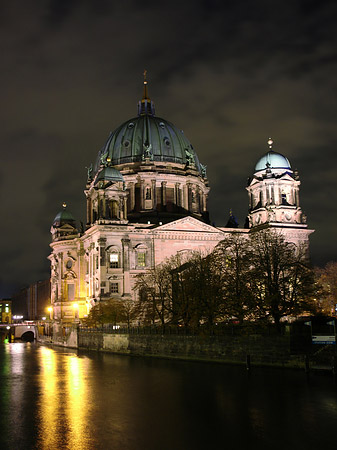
[
  {"xmin": 68, "ymin": 284, "xmax": 75, "ymax": 301},
  {"xmin": 109, "ymin": 253, "xmax": 119, "ymax": 268},
  {"xmin": 137, "ymin": 252, "xmax": 146, "ymax": 267},
  {"xmin": 110, "ymin": 282, "xmax": 119, "ymax": 294}
]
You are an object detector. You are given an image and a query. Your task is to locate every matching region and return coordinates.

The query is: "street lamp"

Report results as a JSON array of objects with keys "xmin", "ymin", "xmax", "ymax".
[{"xmin": 47, "ymin": 307, "xmax": 52, "ymax": 320}]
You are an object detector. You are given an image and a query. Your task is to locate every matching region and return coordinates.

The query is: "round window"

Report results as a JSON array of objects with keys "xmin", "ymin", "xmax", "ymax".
[{"xmin": 66, "ymin": 260, "xmax": 73, "ymax": 269}]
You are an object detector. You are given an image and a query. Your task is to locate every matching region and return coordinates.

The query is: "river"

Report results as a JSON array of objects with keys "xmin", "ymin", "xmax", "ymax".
[{"xmin": 0, "ymin": 343, "xmax": 336, "ymax": 449}]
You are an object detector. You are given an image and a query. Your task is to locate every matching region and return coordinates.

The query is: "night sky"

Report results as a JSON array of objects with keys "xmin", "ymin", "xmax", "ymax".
[{"xmin": 1, "ymin": 0, "xmax": 337, "ymax": 297}]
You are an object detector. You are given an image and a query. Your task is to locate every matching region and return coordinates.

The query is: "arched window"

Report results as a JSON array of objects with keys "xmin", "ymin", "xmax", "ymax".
[
  {"xmin": 109, "ymin": 253, "xmax": 119, "ymax": 268},
  {"xmin": 134, "ymin": 244, "xmax": 148, "ymax": 268},
  {"xmin": 107, "ymin": 246, "xmax": 121, "ymax": 269}
]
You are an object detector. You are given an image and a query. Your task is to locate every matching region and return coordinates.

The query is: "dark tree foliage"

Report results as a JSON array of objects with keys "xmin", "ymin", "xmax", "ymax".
[
  {"xmin": 247, "ymin": 230, "xmax": 316, "ymax": 328},
  {"xmin": 83, "ymin": 298, "xmax": 138, "ymax": 327},
  {"xmin": 133, "ymin": 229, "xmax": 317, "ymax": 330},
  {"xmin": 134, "ymin": 255, "xmax": 180, "ymax": 326},
  {"xmin": 174, "ymin": 251, "xmax": 223, "ymax": 330},
  {"xmin": 314, "ymin": 261, "xmax": 337, "ymax": 315},
  {"xmin": 214, "ymin": 233, "xmax": 254, "ymax": 322}
]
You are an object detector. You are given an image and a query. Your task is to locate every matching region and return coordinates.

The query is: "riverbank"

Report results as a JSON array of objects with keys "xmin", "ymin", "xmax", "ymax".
[
  {"xmin": 36, "ymin": 324, "xmax": 337, "ymax": 372},
  {"xmin": 37, "ymin": 326, "xmax": 309, "ymax": 370}
]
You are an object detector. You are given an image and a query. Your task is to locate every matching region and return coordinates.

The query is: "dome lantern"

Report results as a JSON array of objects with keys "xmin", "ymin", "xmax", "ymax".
[{"xmin": 137, "ymin": 70, "xmax": 155, "ymax": 117}]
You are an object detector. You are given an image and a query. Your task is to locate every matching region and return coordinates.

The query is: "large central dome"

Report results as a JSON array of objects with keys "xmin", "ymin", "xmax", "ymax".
[
  {"xmin": 95, "ymin": 114, "xmax": 202, "ymax": 173},
  {"xmin": 94, "ymin": 77, "xmax": 203, "ymax": 176},
  {"xmin": 86, "ymin": 75, "xmax": 210, "ymax": 225}
]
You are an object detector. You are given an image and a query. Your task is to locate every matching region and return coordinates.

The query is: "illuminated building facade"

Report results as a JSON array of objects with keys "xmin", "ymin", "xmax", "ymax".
[
  {"xmin": 49, "ymin": 78, "xmax": 313, "ymax": 321},
  {"xmin": 0, "ymin": 300, "xmax": 12, "ymax": 323}
]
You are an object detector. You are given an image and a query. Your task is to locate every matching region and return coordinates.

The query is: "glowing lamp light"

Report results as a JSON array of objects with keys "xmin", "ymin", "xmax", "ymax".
[
  {"xmin": 73, "ymin": 303, "xmax": 79, "ymax": 309},
  {"xmin": 47, "ymin": 307, "xmax": 52, "ymax": 312},
  {"xmin": 42, "ymin": 317, "xmax": 46, "ymax": 320},
  {"xmin": 6, "ymin": 326, "xmax": 10, "ymax": 330}
]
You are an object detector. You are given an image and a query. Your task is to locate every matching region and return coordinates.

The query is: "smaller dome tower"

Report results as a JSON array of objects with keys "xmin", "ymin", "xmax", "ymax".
[
  {"xmin": 85, "ymin": 165, "xmax": 128, "ymax": 227},
  {"xmin": 246, "ymin": 139, "xmax": 307, "ymax": 229},
  {"xmin": 51, "ymin": 203, "xmax": 78, "ymax": 242}
]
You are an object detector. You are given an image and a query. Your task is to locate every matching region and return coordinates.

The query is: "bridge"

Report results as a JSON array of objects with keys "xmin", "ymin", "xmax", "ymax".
[{"xmin": 0, "ymin": 324, "xmax": 37, "ymax": 342}]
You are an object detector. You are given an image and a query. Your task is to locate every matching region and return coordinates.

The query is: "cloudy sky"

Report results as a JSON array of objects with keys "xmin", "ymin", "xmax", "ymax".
[{"xmin": 1, "ymin": 0, "xmax": 337, "ymax": 297}]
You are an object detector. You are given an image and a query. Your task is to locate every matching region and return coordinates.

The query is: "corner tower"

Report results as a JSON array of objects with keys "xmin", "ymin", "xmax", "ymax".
[{"xmin": 247, "ymin": 139, "xmax": 313, "ymax": 247}]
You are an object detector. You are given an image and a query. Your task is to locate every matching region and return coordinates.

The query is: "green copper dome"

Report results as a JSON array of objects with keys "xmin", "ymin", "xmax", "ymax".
[
  {"xmin": 254, "ymin": 139, "xmax": 291, "ymax": 173},
  {"xmin": 94, "ymin": 115, "xmax": 202, "ymax": 173},
  {"xmin": 91, "ymin": 75, "xmax": 205, "ymax": 177},
  {"xmin": 95, "ymin": 166, "xmax": 124, "ymax": 184},
  {"xmin": 52, "ymin": 206, "xmax": 76, "ymax": 228},
  {"xmin": 255, "ymin": 151, "xmax": 291, "ymax": 172}
]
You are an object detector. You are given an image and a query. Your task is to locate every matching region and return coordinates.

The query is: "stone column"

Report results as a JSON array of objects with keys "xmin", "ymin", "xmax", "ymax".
[
  {"xmin": 86, "ymin": 198, "xmax": 91, "ymax": 225},
  {"xmin": 175, "ymin": 182, "xmax": 181, "ymax": 208},
  {"xmin": 295, "ymin": 188, "xmax": 300, "ymax": 207},
  {"xmin": 98, "ymin": 237, "xmax": 106, "ymax": 268},
  {"xmin": 196, "ymin": 186, "xmax": 201, "ymax": 213},
  {"xmin": 122, "ymin": 239, "xmax": 131, "ymax": 295},
  {"xmin": 130, "ymin": 182, "xmax": 135, "ymax": 211},
  {"xmin": 183, "ymin": 185, "xmax": 188, "ymax": 210},
  {"xmin": 123, "ymin": 198, "xmax": 128, "ymax": 219},
  {"xmin": 140, "ymin": 179, "xmax": 145, "ymax": 210},
  {"xmin": 203, "ymin": 192, "xmax": 208, "ymax": 212},
  {"xmin": 122, "ymin": 239, "xmax": 130, "ymax": 271},
  {"xmin": 151, "ymin": 179, "xmax": 156, "ymax": 209},
  {"xmin": 187, "ymin": 183, "xmax": 192, "ymax": 211},
  {"xmin": 161, "ymin": 181, "xmax": 167, "ymax": 208}
]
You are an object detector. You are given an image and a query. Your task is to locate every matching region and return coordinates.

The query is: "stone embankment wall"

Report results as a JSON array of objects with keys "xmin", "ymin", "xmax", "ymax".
[
  {"xmin": 37, "ymin": 323, "xmax": 78, "ymax": 348},
  {"xmin": 78, "ymin": 331, "xmax": 305, "ymax": 368}
]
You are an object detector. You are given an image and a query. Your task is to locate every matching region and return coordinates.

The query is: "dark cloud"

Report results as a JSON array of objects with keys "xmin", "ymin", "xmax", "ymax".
[{"xmin": 1, "ymin": 0, "xmax": 337, "ymax": 296}]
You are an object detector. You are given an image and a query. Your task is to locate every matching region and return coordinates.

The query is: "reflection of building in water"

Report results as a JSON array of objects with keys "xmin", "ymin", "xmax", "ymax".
[
  {"xmin": 0, "ymin": 300, "xmax": 12, "ymax": 323},
  {"xmin": 49, "ymin": 78, "xmax": 314, "ymax": 321}
]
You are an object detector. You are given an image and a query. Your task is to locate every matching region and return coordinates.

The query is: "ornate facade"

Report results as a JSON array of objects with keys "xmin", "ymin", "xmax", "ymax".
[{"xmin": 49, "ymin": 79, "xmax": 313, "ymax": 322}]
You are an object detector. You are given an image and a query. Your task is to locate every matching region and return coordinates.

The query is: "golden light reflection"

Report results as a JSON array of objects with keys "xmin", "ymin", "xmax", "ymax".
[
  {"xmin": 38, "ymin": 346, "xmax": 59, "ymax": 449},
  {"xmin": 66, "ymin": 355, "xmax": 90, "ymax": 449},
  {"xmin": 7, "ymin": 344, "xmax": 25, "ymax": 436}
]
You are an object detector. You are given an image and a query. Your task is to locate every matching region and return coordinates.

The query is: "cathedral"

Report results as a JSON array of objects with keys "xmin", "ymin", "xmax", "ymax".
[{"xmin": 49, "ymin": 77, "xmax": 313, "ymax": 321}]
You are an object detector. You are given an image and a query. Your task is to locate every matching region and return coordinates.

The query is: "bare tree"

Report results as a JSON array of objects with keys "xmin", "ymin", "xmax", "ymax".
[
  {"xmin": 314, "ymin": 261, "xmax": 337, "ymax": 315},
  {"xmin": 84, "ymin": 297, "xmax": 138, "ymax": 327},
  {"xmin": 248, "ymin": 229, "xmax": 316, "ymax": 329},
  {"xmin": 215, "ymin": 233, "xmax": 255, "ymax": 322},
  {"xmin": 134, "ymin": 256, "xmax": 180, "ymax": 326}
]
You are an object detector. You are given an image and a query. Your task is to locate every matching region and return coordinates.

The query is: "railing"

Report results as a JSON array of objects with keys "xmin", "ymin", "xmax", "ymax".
[{"xmin": 79, "ymin": 323, "xmax": 290, "ymax": 336}]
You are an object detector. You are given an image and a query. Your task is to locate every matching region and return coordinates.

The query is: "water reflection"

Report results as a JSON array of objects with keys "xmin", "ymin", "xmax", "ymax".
[
  {"xmin": 0, "ymin": 344, "xmax": 337, "ymax": 449},
  {"xmin": 37, "ymin": 346, "xmax": 59, "ymax": 449},
  {"xmin": 36, "ymin": 347, "xmax": 92, "ymax": 449},
  {"xmin": 66, "ymin": 355, "xmax": 90, "ymax": 449}
]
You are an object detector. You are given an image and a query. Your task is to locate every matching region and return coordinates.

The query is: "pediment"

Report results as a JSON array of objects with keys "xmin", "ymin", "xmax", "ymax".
[
  {"xmin": 59, "ymin": 224, "xmax": 76, "ymax": 231},
  {"xmin": 155, "ymin": 216, "xmax": 220, "ymax": 233}
]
